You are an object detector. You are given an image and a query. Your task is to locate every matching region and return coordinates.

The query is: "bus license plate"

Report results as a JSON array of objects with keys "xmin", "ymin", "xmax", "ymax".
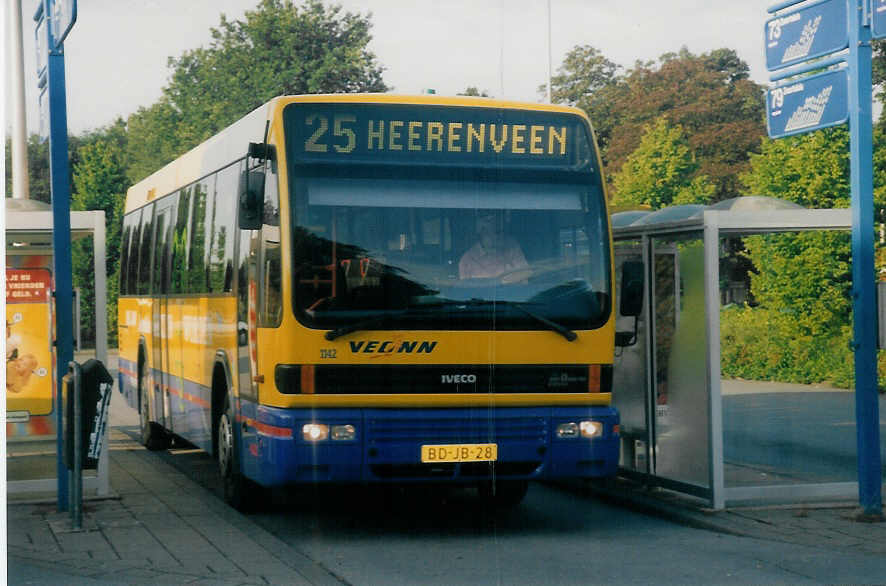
[{"xmin": 421, "ymin": 444, "xmax": 498, "ymax": 463}]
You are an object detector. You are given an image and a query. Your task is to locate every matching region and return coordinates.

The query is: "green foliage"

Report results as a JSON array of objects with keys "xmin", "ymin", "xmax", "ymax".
[
  {"xmin": 542, "ymin": 44, "xmax": 620, "ymax": 106},
  {"xmin": 549, "ymin": 45, "xmax": 765, "ymax": 201},
  {"xmin": 5, "ymin": 135, "xmax": 51, "ymax": 203},
  {"xmin": 610, "ymin": 117, "xmax": 715, "ymax": 209},
  {"xmin": 126, "ymin": 0, "xmax": 389, "ymax": 182},
  {"xmin": 71, "ymin": 121, "xmax": 129, "ymax": 347},
  {"xmin": 741, "ymin": 128, "xmax": 851, "ymax": 207},
  {"xmin": 744, "ymin": 232, "xmax": 851, "ymax": 335},
  {"xmin": 458, "ymin": 87, "xmax": 490, "ymax": 97},
  {"xmin": 720, "ymin": 305, "xmax": 855, "ymax": 386},
  {"xmin": 727, "ymin": 126, "xmax": 886, "ymax": 388},
  {"xmin": 542, "ymin": 45, "xmax": 622, "ymax": 156}
]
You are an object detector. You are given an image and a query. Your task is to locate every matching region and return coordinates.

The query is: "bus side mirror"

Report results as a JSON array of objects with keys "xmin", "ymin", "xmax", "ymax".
[
  {"xmin": 620, "ymin": 261, "xmax": 644, "ymax": 317},
  {"xmin": 616, "ymin": 260, "xmax": 644, "ymax": 348},
  {"xmin": 238, "ymin": 169, "xmax": 264, "ymax": 230}
]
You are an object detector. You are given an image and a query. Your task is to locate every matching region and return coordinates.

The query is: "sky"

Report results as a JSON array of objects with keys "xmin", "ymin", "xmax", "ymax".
[{"xmin": 6, "ymin": 0, "xmax": 775, "ymax": 136}]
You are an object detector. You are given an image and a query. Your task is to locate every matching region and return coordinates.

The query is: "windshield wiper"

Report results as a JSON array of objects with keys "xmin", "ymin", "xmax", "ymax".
[
  {"xmin": 508, "ymin": 302, "xmax": 577, "ymax": 342},
  {"xmin": 439, "ymin": 299, "xmax": 578, "ymax": 342}
]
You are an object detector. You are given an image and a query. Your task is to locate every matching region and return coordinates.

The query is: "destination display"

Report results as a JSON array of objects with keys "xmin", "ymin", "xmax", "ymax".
[
  {"xmin": 767, "ymin": 66, "xmax": 848, "ymax": 139},
  {"xmin": 765, "ymin": 0, "xmax": 848, "ymax": 71},
  {"xmin": 285, "ymin": 103, "xmax": 592, "ymax": 169}
]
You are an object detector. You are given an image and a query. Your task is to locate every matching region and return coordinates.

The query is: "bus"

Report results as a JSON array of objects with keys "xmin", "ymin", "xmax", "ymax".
[{"xmin": 117, "ymin": 94, "xmax": 624, "ymax": 510}]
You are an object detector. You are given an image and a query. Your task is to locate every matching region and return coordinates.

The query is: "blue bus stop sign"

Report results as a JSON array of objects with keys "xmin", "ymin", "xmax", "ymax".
[
  {"xmin": 765, "ymin": 0, "xmax": 848, "ymax": 71},
  {"xmin": 872, "ymin": 0, "xmax": 886, "ymax": 39},
  {"xmin": 766, "ymin": 66, "xmax": 848, "ymax": 138}
]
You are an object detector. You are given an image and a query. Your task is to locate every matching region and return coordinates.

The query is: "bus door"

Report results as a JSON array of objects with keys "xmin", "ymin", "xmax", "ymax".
[{"xmin": 151, "ymin": 197, "xmax": 177, "ymax": 431}]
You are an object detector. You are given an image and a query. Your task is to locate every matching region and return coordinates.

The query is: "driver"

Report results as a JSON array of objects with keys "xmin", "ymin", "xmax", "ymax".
[{"xmin": 459, "ymin": 211, "xmax": 529, "ymax": 280}]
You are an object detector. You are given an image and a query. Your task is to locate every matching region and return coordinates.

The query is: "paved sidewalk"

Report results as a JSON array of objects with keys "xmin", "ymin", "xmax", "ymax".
[
  {"xmin": 7, "ymin": 424, "xmax": 344, "ymax": 585},
  {"xmin": 582, "ymin": 477, "xmax": 886, "ymax": 557}
]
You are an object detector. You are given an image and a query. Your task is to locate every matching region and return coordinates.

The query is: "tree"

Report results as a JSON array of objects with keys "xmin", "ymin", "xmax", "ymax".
[
  {"xmin": 126, "ymin": 0, "xmax": 389, "ymax": 182},
  {"xmin": 542, "ymin": 45, "xmax": 620, "ymax": 106},
  {"xmin": 610, "ymin": 117, "xmax": 715, "ymax": 210},
  {"xmin": 458, "ymin": 87, "xmax": 489, "ymax": 97},
  {"xmin": 71, "ymin": 120, "xmax": 129, "ymax": 347},
  {"xmin": 720, "ymin": 126, "xmax": 886, "ymax": 387},
  {"xmin": 550, "ymin": 46, "xmax": 765, "ymax": 202},
  {"xmin": 741, "ymin": 128, "xmax": 851, "ymax": 208},
  {"xmin": 5, "ymin": 136, "xmax": 51, "ymax": 204},
  {"xmin": 541, "ymin": 45, "xmax": 622, "ymax": 153}
]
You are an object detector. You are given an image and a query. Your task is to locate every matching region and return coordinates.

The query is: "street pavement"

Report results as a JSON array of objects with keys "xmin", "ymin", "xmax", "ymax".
[{"xmin": 6, "ymin": 352, "xmax": 886, "ymax": 584}]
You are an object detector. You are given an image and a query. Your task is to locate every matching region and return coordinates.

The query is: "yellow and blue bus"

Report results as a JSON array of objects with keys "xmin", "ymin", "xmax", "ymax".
[{"xmin": 117, "ymin": 94, "xmax": 621, "ymax": 509}]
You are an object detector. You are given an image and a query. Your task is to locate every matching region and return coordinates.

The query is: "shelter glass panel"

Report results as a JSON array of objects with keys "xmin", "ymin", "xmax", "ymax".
[
  {"xmin": 651, "ymin": 232, "xmax": 710, "ymax": 489},
  {"xmin": 719, "ymin": 231, "xmax": 865, "ymax": 487},
  {"xmin": 612, "ymin": 239, "xmax": 651, "ymax": 473}
]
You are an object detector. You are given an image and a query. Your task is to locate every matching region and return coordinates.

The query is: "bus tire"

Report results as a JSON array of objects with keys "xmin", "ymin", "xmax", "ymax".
[
  {"xmin": 478, "ymin": 479, "xmax": 529, "ymax": 510},
  {"xmin": 217, "ymin": 396, "xmax": 255, "ymax": 510},
  {"xmin": 138, "ymin": 359, "xmax": 169, "ymax": 451}
]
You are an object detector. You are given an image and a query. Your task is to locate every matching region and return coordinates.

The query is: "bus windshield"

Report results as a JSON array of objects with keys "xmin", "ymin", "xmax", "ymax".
[{"xmin": 284, "ymin": 103, "xmax": 611, "ymax": 333}]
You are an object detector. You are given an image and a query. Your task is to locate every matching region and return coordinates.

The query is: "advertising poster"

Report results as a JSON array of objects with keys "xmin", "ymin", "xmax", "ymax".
[{"xmin": 6, "ymin": 268, "xmax": 53, "ymax": 419}]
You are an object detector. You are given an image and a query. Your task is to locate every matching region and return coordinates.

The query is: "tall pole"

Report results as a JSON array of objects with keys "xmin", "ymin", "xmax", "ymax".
[
  {"xmin": 546, "ymin": 0, "xmax": 552, "ymax": 103},
  {"xmin": 36, "ymin": 0, "xmax": 75, "ymax": 512},
  {"xmin": 9, "ymin": 0, "xmax": 30, "ymax": 199},
  {"xmin": 499, "ymin": 0, "xmax": 505, "ymax": 99},
  {"xmin": 848, "ymin": 0, "xmax": 883, "ymax": 518}
]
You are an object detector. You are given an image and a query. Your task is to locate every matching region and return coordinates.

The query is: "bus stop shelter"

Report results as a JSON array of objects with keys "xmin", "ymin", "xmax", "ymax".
[
  {"xmin": 610, "ymin": 196, "xmax": 872, "ymax": 509},
  {"xmin": 6, "ymin": 199, "xmax": 110, "ymax": 498}
]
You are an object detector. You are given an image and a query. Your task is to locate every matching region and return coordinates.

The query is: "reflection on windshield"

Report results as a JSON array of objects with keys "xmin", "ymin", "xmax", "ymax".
[{"xmin": 292, "ymin": 177, "xmax": 610, "ymax": 332}]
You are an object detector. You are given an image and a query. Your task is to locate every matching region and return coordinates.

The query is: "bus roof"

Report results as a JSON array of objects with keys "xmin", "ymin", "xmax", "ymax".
[{"xmin": 124, "ymin": 95, "xmax": 590, "ymax": 214}]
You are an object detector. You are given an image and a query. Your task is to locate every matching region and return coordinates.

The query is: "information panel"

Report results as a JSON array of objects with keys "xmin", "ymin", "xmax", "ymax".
[
  {"xmin": 6, "ymin": 269, "xmax": 53, "ymax": 418},
  {"xmin": 49, "ymin": 0, "xmax": 77, "ymax": 50},
  {"xmin": 765, "ymin": 0, "xmax": 848, "ymax": 71},
  {"xmin": 872, "ymin": 0, "xmax": 886, "ymax": 39},
  {"xmin": 766, "ymin": 66, "xmax": 849, "ymax": 139}
]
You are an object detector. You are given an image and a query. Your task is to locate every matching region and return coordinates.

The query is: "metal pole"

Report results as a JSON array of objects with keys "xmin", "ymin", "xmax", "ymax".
[
  {"xmin": 9, "ymin": 0, "xmax": 30, "ymax": 199},
  {"xmin": 43, "ymin": 0, "xmax": 76, "ymax": 512},
  {"xmin": 848, "ymin": 0, "xmax": 883, "ymax": 518},
  {"xmin": 546, "ymin": 0, "xmax": 552, "ymax": 103}
]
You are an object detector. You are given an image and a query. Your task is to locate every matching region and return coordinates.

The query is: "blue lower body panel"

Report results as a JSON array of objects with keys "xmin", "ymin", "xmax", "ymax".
[{"xmin": 245, "ymin": 405, "xmax": 619, "ymax": 487}]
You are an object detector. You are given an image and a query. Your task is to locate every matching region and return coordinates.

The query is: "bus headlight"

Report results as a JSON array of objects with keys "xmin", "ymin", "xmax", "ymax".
[
  {"xmin": 331, "ymin": 424, "xmax": 356, "ymax": 441},
  {"xmin": 556, "ymin": 422, "xmax": 580, "ymax": 438},
  {"xmin": 556, "ymin": 421, "xmax": 604, "ymax": 439},
  {"xmin": 302, "ymin": 424, "xmax": 329, "ymax": 442},
  {"xmin": 302, "ymin": 424, "xmax": 356, "ymax": 442},
  {"xmin": 580, "ymin": 421, "xmax": 603, "ymax": 438}
]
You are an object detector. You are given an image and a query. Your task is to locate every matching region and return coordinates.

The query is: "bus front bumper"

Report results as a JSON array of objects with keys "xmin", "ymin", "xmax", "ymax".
[{"xmin": 241, "ymin": 406, "xmax": 619, "ymax": 487}]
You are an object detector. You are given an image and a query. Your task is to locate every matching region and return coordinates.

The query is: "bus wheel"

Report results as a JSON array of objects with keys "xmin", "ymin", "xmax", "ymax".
[
  {"xmin": 217, "ymin": 397, "xmax": 253, "ymax": 510},
  {"xmin": 138, "ymin": 366, "xmax": 168, "ymax": 451},
  {"xmin": 478, "ymin": 479, "xmax": 529, "ymax": 510}
]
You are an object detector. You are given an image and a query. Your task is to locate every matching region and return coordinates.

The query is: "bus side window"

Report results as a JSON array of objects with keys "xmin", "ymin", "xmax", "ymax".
[
  {"xmin": 119, "ymin": 212, "xmax": 137, "ymax": 295},
  {"xmin": 210, "ymin": 164, "xmax": 238, "ymax": 293},
  {"xmin": 152, "ymin": 196, "xmax": 177, "ymax": 295},
  {"xmin": 259, "ymin": 157, "xmax": 281, "ymax": 327},
  {"xmin": 188, "ymin": 180, "xmax": 212, "ymax": 294},
  {"xmin": 137, "ymin": 204, "xmax": 154, "ymax": 296},
  {"xmin": 171, "ymin": 187, "xmax": 192, "ymax": 295}
]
